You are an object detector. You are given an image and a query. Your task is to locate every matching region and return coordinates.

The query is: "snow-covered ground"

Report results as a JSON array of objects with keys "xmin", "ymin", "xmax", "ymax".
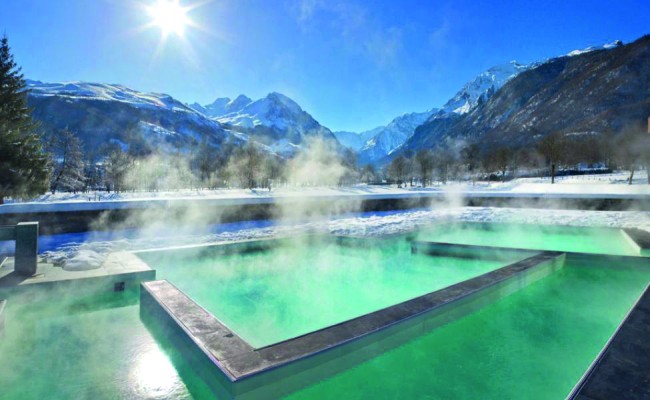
[{"xmin": 1, "ymin": 171, "xmax": 648, "ymax": 214}]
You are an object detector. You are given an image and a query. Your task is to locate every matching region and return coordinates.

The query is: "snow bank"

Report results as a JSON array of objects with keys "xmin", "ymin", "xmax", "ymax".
[{"xmin": 38, "ymin": 206, "xmax": 650, "ymax": 270}]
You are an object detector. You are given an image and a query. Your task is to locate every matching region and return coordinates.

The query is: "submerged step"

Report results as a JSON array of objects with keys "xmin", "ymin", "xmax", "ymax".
[
  {"xmin": 140, "ymin": 249, "xmax": 566, "ymax": 400},
  {"xmin": 411, "ymin": 240, "xmax": 536, "ymax": 261},
  {"xmin": 622, "ymin": 228, "xmax": 650, "ymax": 256},
  {"xmin": 568, "ymin": 281, "xmax": 650, "ymax": 400}
]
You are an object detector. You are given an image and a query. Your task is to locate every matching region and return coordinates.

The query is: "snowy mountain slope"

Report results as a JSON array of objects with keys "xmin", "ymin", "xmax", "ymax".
[
  {"xmin": 28, "ymin": 80, "xmax": 198, "ymax": 113},
  {"xmin": 26, "ymin": 80, "xmax": 245, "ymax": 156},
  {"xmin": 353, "ymin": 61, "xmax": 530, "ymax": 165},
  {"xmin": 439, "ymin": 61, "xmax": 531, "ymax": 115}
]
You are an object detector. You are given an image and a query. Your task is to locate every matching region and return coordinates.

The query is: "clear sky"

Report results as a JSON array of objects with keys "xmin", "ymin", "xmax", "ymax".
[{"xmin": 1, "ymin": 0, "xmax": 649, "ymax": 132}]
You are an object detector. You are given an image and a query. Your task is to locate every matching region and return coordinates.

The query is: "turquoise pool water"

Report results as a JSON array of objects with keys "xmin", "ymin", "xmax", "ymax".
[
  {"xmin": 0, "ymin": 291, "xmax": 213, "ymax": 400},
  {"xmin": 286, "ymin": 258, "xmax": 650, "ymax": 399},
  {"xmin": 415, "ymin": 223, "xmax": 639, "ymax": 256},
  {"xmin": 139, "ymin": 238, "xmax": 525, "ymax": 348}
]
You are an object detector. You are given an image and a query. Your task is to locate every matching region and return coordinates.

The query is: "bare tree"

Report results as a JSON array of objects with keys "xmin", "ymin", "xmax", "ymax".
[
  {"xmin": 433, "ymin": 148, "xmax": 456, "ymax": 184},
  {"xmin": 105, "ymin": 148, "xmax": 131, "ymax": 193},
  {"xmin": 388, "ymin": 155, "xmax": 409, "ymax": 187},
  {"xmin": 537, "ymin": 132, "xmax": 566, "ymax": 184},
  {"xmin": 229, "ymin": 142, "xmax": 263, "ymax": 189},
  {"xmin": 48, "ymin": 129, "xmax": 85, "ymax": 194},
  {"xmin": 487, "ymin": 146, "xmax": 511, "ymax": 182},
  {"xmin": 415, "ymin": 150, "xmax": 434, "ymax": 187},
  {"xmin": 193, "ymin": 138, "xmax": 218, "ymax": 185},
  {"xmin": 461, "ymin": 143, "xmax": 481, "ymax": 185},
  {"xmin": 361, "ymin": 164, "xmax": 376, "ymax": 184},
  {"xmin": 614, "ymin": 126, "xmax": 646, "ymax": 185}
]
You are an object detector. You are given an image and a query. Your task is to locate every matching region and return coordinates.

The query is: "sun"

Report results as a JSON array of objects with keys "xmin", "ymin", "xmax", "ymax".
[{"xmin": 147, "ymin": 0, "xmax": 190, "ymax": 37}]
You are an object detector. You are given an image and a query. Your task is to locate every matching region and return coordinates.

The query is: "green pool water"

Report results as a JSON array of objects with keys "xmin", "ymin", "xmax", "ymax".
[
  {"xmin": 140, "ymin": 238, "xmax": 523, "ymax": 348},
  {"xmin": 285, "ymin": 258, "xmax": 650, "ymax": 400},
  {"xmin": 0, "ymin": 291, "xmax": 212, "ymax": 400},
  {"xmin": 415, "ymin": 223, "xmax": 639, "ymax": 256}
]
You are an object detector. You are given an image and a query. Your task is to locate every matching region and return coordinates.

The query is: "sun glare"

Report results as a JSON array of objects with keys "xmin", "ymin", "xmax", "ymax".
[{"xmin": 147, "ymin": 0, "xmax": 190, "ymax": 37}]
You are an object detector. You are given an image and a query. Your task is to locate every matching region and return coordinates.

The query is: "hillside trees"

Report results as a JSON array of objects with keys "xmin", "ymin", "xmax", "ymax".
[{"xmin": 0, "ymin": 35, "xmax": 50, "ymax": 203}]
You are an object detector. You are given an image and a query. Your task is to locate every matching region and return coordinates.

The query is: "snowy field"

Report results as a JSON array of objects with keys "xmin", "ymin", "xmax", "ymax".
[{"xmin": 1, "ymin": 171, "xmax": 649, "ymax": 214}]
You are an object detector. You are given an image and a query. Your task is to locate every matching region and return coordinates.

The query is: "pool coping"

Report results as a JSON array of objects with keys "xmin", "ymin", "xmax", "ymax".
[
  {"xmin": 0, "ymin": 299, "xmax": 5, "ymax": 337},
  {"xmin": 0, "ymin": 251, "xmax": 155, "ymax": 297},
  {"xmin": 139, "ymin": 241, "xmax": 565, "ymax": 398},
  {"xmin": 567, "ymin": 279, "xmax": 650, "ymax": 400}
]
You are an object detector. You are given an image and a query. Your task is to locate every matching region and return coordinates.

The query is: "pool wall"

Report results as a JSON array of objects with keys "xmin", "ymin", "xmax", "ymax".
[{"xmin": 139, "ymin": 247, "xmax": 565, "ymax": 399}]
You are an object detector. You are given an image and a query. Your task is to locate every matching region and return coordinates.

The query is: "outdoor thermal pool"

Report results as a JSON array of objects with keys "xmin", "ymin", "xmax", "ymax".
[{"xmin": 0, "ymin": 221, "xmax": 648, "ymax": 399}]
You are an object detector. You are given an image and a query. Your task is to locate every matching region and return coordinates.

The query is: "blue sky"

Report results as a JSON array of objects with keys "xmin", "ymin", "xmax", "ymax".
[{"xmin": 1, "ymin": 0, "xmax": 649, "ymax": 132}]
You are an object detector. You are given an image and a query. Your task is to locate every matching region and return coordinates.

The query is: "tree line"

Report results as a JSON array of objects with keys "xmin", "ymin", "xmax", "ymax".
[{"xmin": 385, "ymin": 128, "xmax": 650, "ymax": 187}]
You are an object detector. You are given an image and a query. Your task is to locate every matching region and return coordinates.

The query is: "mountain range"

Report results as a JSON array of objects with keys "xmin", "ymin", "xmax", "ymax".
[
  {"xmin": 396, "ymin": 37, "xmax": 648, "ymax": 160},
  {"xmin": 24, "ymin": 36, "xmax": 648, "ymax": 167}
]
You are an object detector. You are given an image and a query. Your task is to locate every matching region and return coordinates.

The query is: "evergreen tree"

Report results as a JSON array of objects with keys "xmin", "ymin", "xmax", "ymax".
[{"xmin": 0, "ymin": 35, "xmax": 50, "ymax": 204}]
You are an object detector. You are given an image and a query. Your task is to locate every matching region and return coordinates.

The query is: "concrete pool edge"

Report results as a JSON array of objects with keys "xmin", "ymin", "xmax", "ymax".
[
  {"xmin": 0, "ymin": 299, "xmax": 5, "ymax": 338},
  {"xmin": 567, "ymin": 280, "xmax": 650, "ymax": 400},
  {"xmin": 0, "ymin": 251, "xmax": 155, "ymax": 298},
  {"xmin": 139, "ymin": 250, "xmax": 565, "ymax": 399}
]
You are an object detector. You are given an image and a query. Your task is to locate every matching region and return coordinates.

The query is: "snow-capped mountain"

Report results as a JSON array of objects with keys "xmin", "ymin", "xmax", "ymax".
[
  {"xmin": 356, "ymin": 110, "xmax": 437, "ymax": 164},
  {"xmin": 26, "ymin": 80, "xmax": 244, "ymax": 156},
  {"xmin": 346, "ymin": 61, "xmax": 530, "ymax": 165},
  {"xmin": 212, "ymin": 92, "xmax": 340, "ymax": 155}
]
